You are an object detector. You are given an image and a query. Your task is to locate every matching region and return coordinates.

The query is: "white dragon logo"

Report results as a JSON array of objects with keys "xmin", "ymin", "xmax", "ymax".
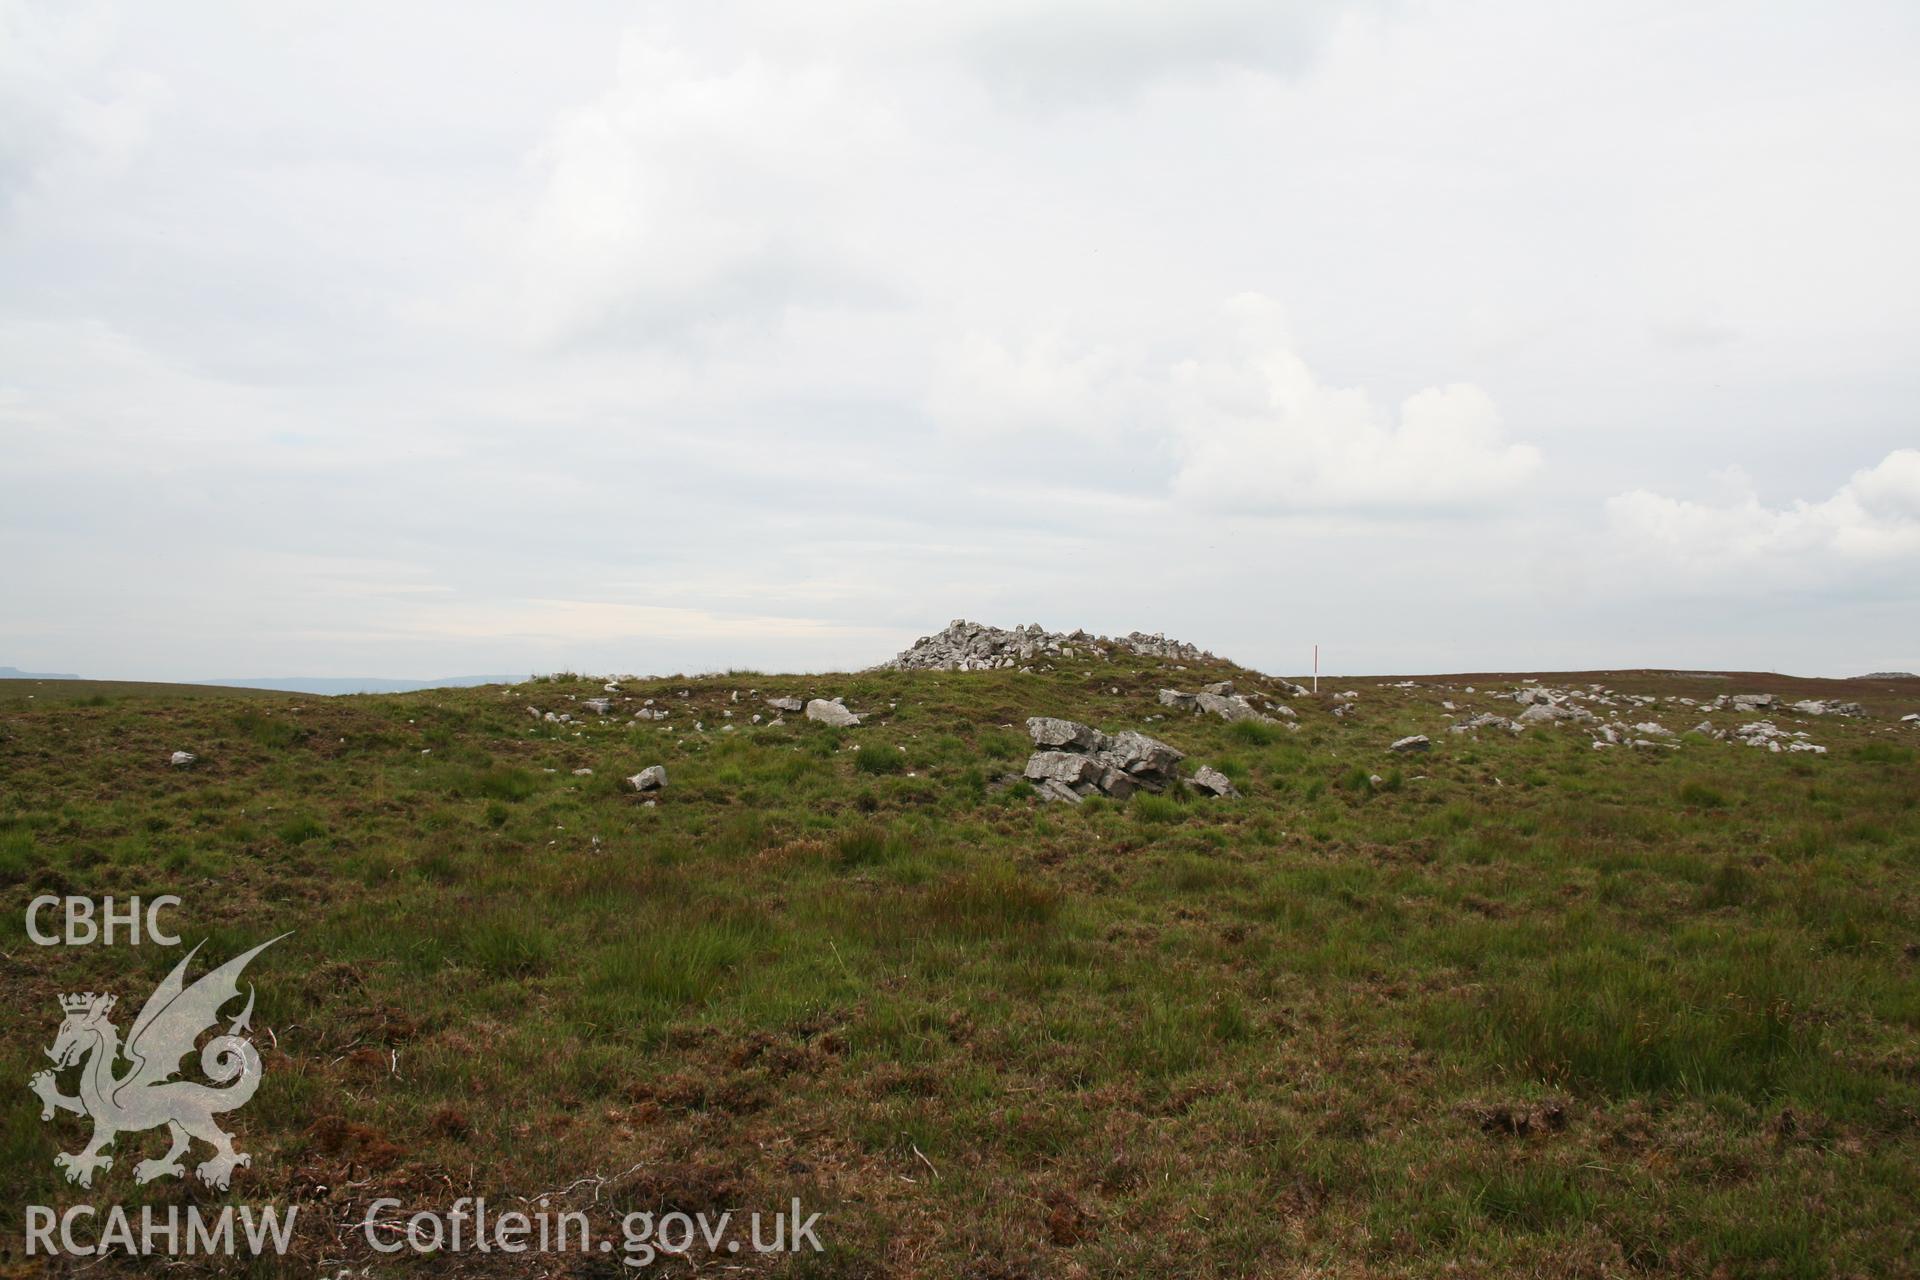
[{"xmin": 28, "ymin": 935, "xmax": 286, "ymax": 1190}]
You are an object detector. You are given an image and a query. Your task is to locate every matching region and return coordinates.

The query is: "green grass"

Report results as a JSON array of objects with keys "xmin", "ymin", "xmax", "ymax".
[
  {"xmin": 2, "ymin": 662, "xmax": 1917, "ymax": 1277},
  {"xmin": 0, "ymin": 677, "xmax": 283, "ymax": 703}
]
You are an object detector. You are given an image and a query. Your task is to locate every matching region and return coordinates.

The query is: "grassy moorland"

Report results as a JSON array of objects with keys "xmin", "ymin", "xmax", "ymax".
[
  {"xmin": 1, "ymin": 656, "xmax": 1917, "ymax": 1278},
  {"xmin": 0, "ymin": 679, "xmax": 284, "ymax": 706}
]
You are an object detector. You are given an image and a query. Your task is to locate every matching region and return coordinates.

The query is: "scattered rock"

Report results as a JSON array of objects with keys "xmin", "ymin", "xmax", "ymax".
[
  {"xmin": 1516, "ymin": 702, "xmax": 1597, "ymax": 725},
  {"xmin": 1196, "ymin": 691, "xmax": 1268, "ymax": 723},
  {"xmin": 1790, "ymin": 699, "xmax": 1864, "ymax": 717},
  {"xmin": 1186, "ymin": 766, "xmax": 1237, "ymax": 798},
  {"xmin": 1389, "ymin": 735, "xmax": 1431, "ymax": 753},
  {"xmin": 1157, "ymin": 685, "xmax": 1275, "ymax": 724},
  {"xmin": 805, "ymin": 699, "xmax": 862, "ymax": 727},
  {"xmin": 168, "ymin": 750, "xmax": 196, "ymax": 767},
  {"xmin": 1450, "ymin": 712, "xmax": 1519, "ymax": 734},
  {"xmin": 626, "ymin": 765, "xmax": 667, "ymax": 792},
  {"xmin": 571, "ymin": 767, "xmax": 593, "ymax": 776},
  {"xmin": 1730, "ymin": 720, "xmax": 1825, "ymax": 754},
  {"xmin": 581, "ymin": 698, "xmax": 612, "ymax": 715},
  {"xmin": 766, "ymin": 696, "xmax": 805, "ymax": 713}
]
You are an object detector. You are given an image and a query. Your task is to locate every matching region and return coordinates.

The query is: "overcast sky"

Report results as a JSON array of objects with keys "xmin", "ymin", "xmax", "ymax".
[{"xmin": 2, "ymin": 0, "xmax": 1916, "ymax": 680}]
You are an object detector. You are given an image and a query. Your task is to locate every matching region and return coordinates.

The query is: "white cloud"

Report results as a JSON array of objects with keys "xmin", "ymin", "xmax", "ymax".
[
  {"xmin": 926, "ymin": 332, "xmax": 1149, "ymax": 443},
  {"xmin": 513, "ymin": 36, "xmax": 900, "ymax": 347},
  {"xmin": 928, "ymin": 296, "xmax": 1543, "ymax": 512},
  {"xmin": 1168, "ymin": 299, "xmax": 1542, "ymax": 512},
  {"xmin": 909, "ymin": 0, "xmax": 1365, "ymax": 103},
  {"xmin": 1608, "ymin": 449, "xmax": 1920, "ymax": 567},
  {"xmin": 395, "ymin": 598, "xmax": 895, "ymax": 646},
  {"xmin": 0, "ymin": 1, "xmax": 161, "ymax": 211}
]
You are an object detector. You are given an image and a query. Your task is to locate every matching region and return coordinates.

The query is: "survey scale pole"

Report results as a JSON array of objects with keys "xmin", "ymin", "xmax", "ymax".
[{"xmin": 1313, "ymin": 643, "xmax": 1318, "ymax": 693}]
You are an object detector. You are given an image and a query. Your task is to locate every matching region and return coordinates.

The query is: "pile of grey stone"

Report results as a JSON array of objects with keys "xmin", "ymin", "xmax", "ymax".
[{"xmin": 883, "ymin": 619, "xmax": 1216, "ymax": 672}]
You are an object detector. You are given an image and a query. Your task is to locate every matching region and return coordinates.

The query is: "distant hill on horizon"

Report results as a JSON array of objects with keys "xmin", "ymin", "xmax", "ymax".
[
  {"xmin": 1, "ymin": 666, "xmax": 521, "ymax": 695},
  {"xmin": 202, "ymin": 674, "xmax": 524, "ymax": 696}
]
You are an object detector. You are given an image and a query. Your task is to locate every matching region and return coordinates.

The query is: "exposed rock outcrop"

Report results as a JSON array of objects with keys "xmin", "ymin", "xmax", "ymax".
[
  {"xmin": 1021, "ymin": 716, "xmax": 1185, "ymax": 803},
  {"xmin": 1728, "ymin": 720, "xmax": 1825, "ymax": 753},
  {"xmin": 1790, "ymin": 699, "xmax": 1864, "ymax": 716},
  {"xmin": 1158, "ymin": 681, "xmax": 1287, "ymax": 724},
  {"xmin": 1516, "ymin": 702, "xmax": 1597, "ymax": 725},
  {"xmin": 1029, "ymin": 716, "xmax": 1109, "ymax": 751}
]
